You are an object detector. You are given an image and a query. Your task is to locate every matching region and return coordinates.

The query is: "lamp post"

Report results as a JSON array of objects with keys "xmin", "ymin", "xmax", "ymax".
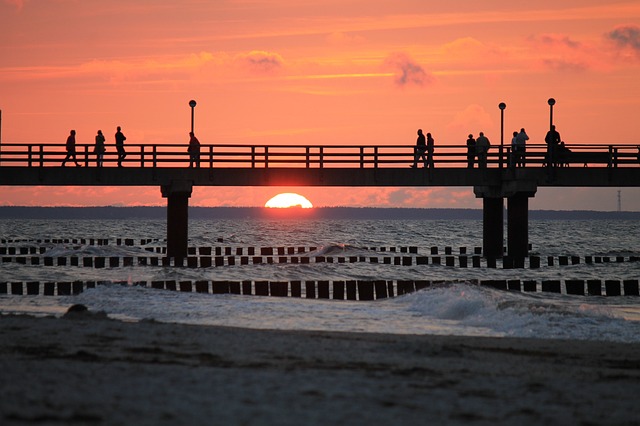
[
  {"xmin": 547, "ymin": 98, "xmax": 555, "ymax": 130},
  {"xmin": 189, "ymin": 100, "xmax": 197, "ymax": 133},
  {"xmin": 499, "ymin": 102, "xmax": 506, "ymax": 169}
]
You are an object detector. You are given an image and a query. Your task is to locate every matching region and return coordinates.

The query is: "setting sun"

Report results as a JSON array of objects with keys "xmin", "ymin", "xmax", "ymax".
[{"xmin": 265, "ymin": 193, "xmax": 313, "ymax": 208}]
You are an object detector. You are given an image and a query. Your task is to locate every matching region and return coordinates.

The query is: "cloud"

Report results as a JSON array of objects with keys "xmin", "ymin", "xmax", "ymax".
[
  {"xmin": 383, "ymin": 52, "xmax": 434, "ymax": 87},
  {"xmin": 234, "ymin": 51, "xmax": 284, "ymax": 74},
  {"xmin": 527, "ymin": 33, "xmax": 596, "ymax": 72},
  {"xmin": 534, "ymin": 34, "xmax": 582, "ymax": 49},
  {"xmin": 326, "ymin": 32, "xmax": 365, "ymax": 45},
  {"xmin": 3, "ymin": 0, "xmax": 27, "ymax": 10},
  {"xmin": 447, "ymin": 104, "xmax": 494, "ymax": 137},
  {"xmin": 607, "ymin": 24, "xmax": 640, "ymax": 55}
]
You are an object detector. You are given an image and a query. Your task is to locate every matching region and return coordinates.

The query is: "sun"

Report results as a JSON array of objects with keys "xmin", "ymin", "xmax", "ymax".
[{"xmin": 265, "ymin": 193, "xmax": 313, "ymax": 208}]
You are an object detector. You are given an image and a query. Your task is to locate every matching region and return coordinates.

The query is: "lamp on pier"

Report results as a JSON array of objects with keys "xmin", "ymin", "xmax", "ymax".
[
  {"xmin": 499, "ymin": 102, "xmax": 506, "ymax": 169},
  {"xmin": 189, "ymin": 100, "xmax": 197, "ymax": 133},
  {"xmin": 547, "ymin": 98, "xmax": 555, "ymax": 130}
]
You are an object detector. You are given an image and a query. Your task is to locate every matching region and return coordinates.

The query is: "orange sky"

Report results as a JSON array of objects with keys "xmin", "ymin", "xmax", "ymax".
[{"xmin": 1, "ymin": 0, "xmax": 640, "ymax": 210}]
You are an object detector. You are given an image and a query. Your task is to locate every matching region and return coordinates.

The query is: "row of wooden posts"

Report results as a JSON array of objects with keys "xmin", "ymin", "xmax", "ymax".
[
  {"xmin": 1, "ymin": 243, "xmax": 424, "ymax": 255},
  {"xmin": 2, "ymin": 279, "xmax": 638, "ymax": 298},
  {"xmin": 0, "ymin": 253, "xmax": 638, "ymax": 268}
]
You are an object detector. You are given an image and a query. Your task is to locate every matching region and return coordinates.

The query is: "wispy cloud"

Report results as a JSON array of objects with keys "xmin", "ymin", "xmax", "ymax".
[
  {"xmin": 383, "ymin": 52, "xmax": 434, "ymax": 87},
  {"xmin": 607, "ymin": 24, "xmax": 640, "ymax": 56},
  {"xmin": 447, "ymin": 104, "xmax": 494, "ymax": 137},
  {"xmin": 527, "ymin": 33, "xmax": 596, "ymax": 72},
  {"xmin": 234, "ymin": 51, "xmax": 284, "ymax": 74},
  {"xmin": 3, "ymin": 0, "xmax": 27, "ymax": 11}
]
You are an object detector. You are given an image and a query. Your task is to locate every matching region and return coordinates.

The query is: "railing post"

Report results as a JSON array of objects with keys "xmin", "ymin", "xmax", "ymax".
[
  {"xmin": 84, "ymin": 145, "xmax": 90, "ymax": 168},
  {"xmin": 306, "ymin": 147, "xmax": 310, "ymax": 168},
  {"xmin": 360, "ymin": 147, "xmax": 364, "ymax": 168},
  {"xmin": 264, "ymin": 146, "xmax": 269, "ymax": 168},
  {"xmin": 28, "ymin": 145, "xmax": 33, "ymax": 167},
  {"xmin": 153, "ymin": 145, "xmax": 157, "ymax": 168},
  {"xmin": 39, "ymin": 145, "xmax": 44, "ymax": 167},
  {"xmin": 251, "ymin": 147, "xmax": 256, "ymax": 168},
  {"xmin": 141, "ymin": 145, "xmax": 145, "ymax": 167},
  {"xmin": 209, "ymin": 145, "xmax": 213, "ymax": 168},
  {"xmin": 374, "ymin": 147, "xmax": 379, "ymax": 168},
  {"xmin": 319, "ymin": 147, "xmax": 324, "ymax": 169},
  {"xmin": 609, "ymin": 145, "xmax": 616, "ymax": 168}
]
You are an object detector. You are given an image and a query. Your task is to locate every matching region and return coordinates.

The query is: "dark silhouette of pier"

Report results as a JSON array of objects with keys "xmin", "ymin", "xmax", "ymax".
[{"xmin": 1, "ymin": 141, "xmax": 639, "ymax": 262}]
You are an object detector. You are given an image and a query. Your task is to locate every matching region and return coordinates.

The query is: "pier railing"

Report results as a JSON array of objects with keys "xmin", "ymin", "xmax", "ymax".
[{"xmin": 0, "ymin": 143, "xmax": 638, "ymax": 168}]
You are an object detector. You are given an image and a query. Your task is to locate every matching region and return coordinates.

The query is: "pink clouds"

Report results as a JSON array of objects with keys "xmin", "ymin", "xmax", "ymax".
[
  {"xmin": 234, "ymin": 51, "xmax": 285, "ymax": 74},
  {"xmin": 447, "ymin": 105, "xmax": 494, "ymax": 139},
  {"xmin": 607, "ymin": 24, "xmax": 640, "ymax": 58},
  {"xmin": 383, "ymin": 52, "xmax": 435, "ymax": 87},
  {"xmin": 3, "ymin": 0, "xmax": 26, "ymax": 10}
]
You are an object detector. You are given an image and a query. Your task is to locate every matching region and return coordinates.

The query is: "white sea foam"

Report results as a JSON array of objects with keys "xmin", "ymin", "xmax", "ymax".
[{"xmin": 1, "ymin": 218, "xmax": 639, "ymax": 342}]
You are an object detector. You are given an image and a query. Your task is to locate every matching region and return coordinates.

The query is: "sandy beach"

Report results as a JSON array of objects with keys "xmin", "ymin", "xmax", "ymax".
[{"xmin": 1, "ymin": 309, "xmax": 638, "ymax": 426}]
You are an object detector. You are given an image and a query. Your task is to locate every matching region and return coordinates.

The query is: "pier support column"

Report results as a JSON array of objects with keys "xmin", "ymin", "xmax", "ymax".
[
  {"xmin": 507, "ymin": 194, "xmax": 529, "ymax": 259},
  {"xmin": 482, "ymin": 197, "xmax": 504, "ymax": 259},
  {"xmin": 161, "ymin": 181, "xmax": 193, "ymax": 259}
]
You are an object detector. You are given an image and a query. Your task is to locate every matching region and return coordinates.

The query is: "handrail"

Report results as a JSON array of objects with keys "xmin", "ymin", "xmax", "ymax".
[{"xmin": 0, "ymin": 143, "xmax": 638, "ymax": 168}]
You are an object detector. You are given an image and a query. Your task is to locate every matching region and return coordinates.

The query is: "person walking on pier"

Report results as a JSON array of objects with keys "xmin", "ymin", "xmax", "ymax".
[
  {"xmin": 188, "ymin": 131, "xmax": 201, "ymax": 168},
  {"xmin": 466, "ymin": 134, "xmax": 476, "ymax": 168},
  {"xmin": 545, "ymin": 125, "xmax": 561, "ymax": 167},
  {"xmin": 426, "ymin": 132, "xmax": 435, "ymax": 168},
  {"xmin": 115, "ymin": 126, "xmax": 127, "ymax": 167},
  {"xmin": 476, "ymin": 131, "xmax": 490, "ymax": 168},
  {"xmin": 94, "ymin": 130, "xmax": 105, "ymax": 167},
  {"xmin": 411, "ymin": 129, "xmax": 427, "ymax": 168},
  {"xmin": 62, "ymin": 130, "xmax": 81, "ymax": 167}
]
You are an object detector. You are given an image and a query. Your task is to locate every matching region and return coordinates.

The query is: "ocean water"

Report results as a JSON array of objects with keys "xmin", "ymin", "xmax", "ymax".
[{"xmin": 1, "ymin": 218, "xmax": 639, "ymax": 343}]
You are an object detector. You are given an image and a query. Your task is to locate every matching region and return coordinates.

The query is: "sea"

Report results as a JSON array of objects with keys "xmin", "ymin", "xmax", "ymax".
[{"xmin": 1, "ymin": 218, "xmax": 639, "ymax": 343}]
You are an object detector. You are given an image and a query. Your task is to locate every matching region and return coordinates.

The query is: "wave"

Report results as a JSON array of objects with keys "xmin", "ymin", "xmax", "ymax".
[
  {"xmin": 304, "ymin": 243, "xmax": 373, "ymax": 257},
  {"xmin": 400, "ymin": 283, "xmax": 639, "ymax": 342}
]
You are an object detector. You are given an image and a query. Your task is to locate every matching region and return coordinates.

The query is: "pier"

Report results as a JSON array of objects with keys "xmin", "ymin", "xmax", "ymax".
[{"xmin": 1, "ymin": 142, "xmax": 640, "ymax": 262}]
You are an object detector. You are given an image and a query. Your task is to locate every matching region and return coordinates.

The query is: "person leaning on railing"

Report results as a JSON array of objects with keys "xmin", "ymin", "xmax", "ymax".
[
  {"xmin": 475, "ymin": 132, "xmax": 490, "ymax": 168},
  {"xmin": 94, "ymin": 130, "xmax": 105, "ymax": 167}
]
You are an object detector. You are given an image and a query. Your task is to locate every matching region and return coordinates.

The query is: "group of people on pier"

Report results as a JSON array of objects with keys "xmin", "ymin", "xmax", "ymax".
[
  {"xmin": 62, "ymin": 126, "xmax": 127, "ymax": 168},
  {"xmin": 62, "ymin": 127, "xmax": 201, "ymax": 168},
  {"xmin": 411, "ymin": 126, "xmax": 570, "ymax": 169},
  {"xmin": 61, "ymin": 124, "xmax": 634, "ymax": 169}
]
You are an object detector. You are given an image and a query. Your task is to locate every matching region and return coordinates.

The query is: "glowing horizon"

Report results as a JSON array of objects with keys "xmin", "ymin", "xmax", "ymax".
[{"xmin": 1, "ymin": 0, "xmax": 640, "ymax": 210}]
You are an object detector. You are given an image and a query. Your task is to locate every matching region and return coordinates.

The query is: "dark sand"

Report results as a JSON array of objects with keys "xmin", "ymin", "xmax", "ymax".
[{"xmin": 1, "ymin": 312, "xmax": 639, "ymax": 425}]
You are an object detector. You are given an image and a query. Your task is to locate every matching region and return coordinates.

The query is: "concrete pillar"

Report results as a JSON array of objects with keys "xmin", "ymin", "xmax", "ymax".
[
  {"xmin": 161, "ymin": 181, "xmax": 193, "ymax": 259},
  {"xmin": 483, "ymin": 197, "xmax": 504, "ymax": 258},
  {"xmin": 507, "ymin": 194, "xmax": 529, "ymax": 259}
]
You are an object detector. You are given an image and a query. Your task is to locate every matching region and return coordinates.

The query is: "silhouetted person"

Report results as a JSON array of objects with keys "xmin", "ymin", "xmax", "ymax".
[
  {"xmin": 516, "ymin": 127, "xmax": 529, "ymax": 167},
  {"xmin": 476, "ymin": 131, "xmax": 490, "ymax": 168},
  {"xmin": 426, "ymin": 132, "xmax": 435, "ymax": 168},
  {"xmin": 510, "ymin": 131, "xmax": 518, "ymax": 168},
  {"xmin": 515, "ymin": 128, "xmax": 529, "ymax": 167},
  {"xmin": 466, "ymin": 134, "xmax": 476, "ymax": 168},
  {"xmin": 62, "ymin": 130, "xmax": 80, "ymax": 167},
  {"xmin": 115, "ymin": 126, "xmax": 126, "ymax": 167},
  {"xmin": 545, "ymin": 125, "xmax": 561, "ymax": 167},
  {"xmin": 188, "ymin": 131, "xmax": 201, "ymax": 168},
  {"xmin": 411, "ymin": 129, "xmax": 427, "ymax": 168},
  {"xmin": 94, "ymin": 130, "xmax": 105, "ymax": 167},
  {"xmin": 557, "ymin": 141, "xmax": 571, "ymax": 167}
]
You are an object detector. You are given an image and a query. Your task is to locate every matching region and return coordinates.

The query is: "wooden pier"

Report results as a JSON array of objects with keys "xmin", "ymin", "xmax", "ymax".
[{"xmin": 1, "ymin": 142, "xmax": 640, "ymax": 262}]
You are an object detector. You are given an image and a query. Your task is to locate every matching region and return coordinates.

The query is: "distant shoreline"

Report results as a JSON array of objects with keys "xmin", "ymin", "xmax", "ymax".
[{"xmin": 0, "ymin": 206, "xmax": 639, "ymax": 220}]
